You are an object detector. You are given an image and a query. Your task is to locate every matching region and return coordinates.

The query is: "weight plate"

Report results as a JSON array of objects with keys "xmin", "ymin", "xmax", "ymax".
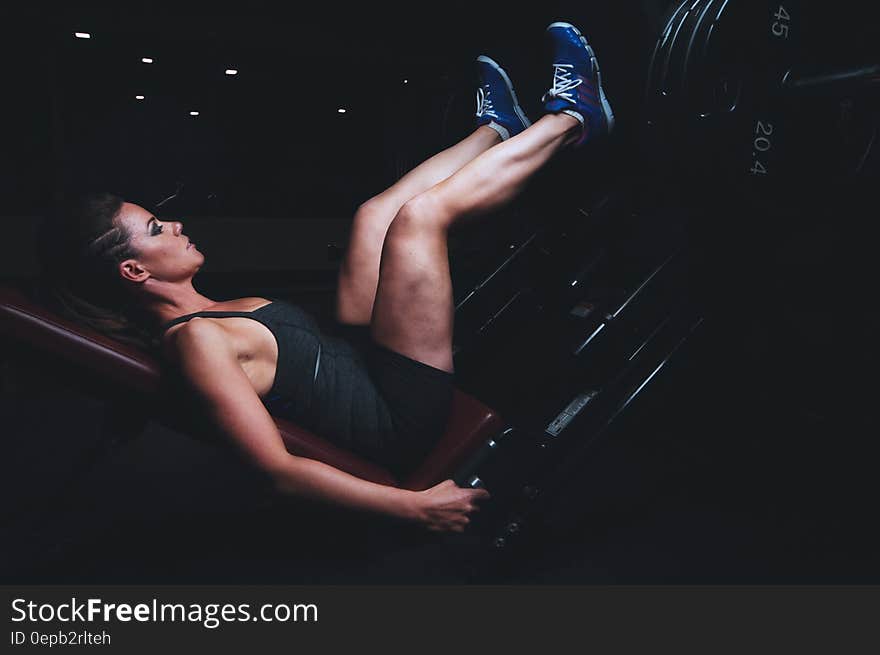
[{"xmin": 641, "ymin": 0, "xmax": 871, "ymax": 212}]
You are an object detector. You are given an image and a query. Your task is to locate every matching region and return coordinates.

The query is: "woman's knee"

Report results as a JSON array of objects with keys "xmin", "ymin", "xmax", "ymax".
[
  {"xmin": 386, "ymin": 192, "xmax": 448, "ymax": 241},
  {"xmin": 353, "ymin": 197, "xmax": 394, "ymax": 237}
]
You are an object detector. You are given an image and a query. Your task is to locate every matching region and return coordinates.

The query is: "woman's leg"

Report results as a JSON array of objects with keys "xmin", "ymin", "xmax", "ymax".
[
  {"xmin": 335, "ymin": 126, "xmax": 502, "ymax": 325},
  {"xmin": 371, "ymin": 113, "xmax": 580, "ymax": 372}
]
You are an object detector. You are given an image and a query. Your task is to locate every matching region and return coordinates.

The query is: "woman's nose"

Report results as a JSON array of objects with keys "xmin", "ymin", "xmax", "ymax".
[{"xmin": 174, "ymin": 221, "xmax": 183, "ymax": 236}]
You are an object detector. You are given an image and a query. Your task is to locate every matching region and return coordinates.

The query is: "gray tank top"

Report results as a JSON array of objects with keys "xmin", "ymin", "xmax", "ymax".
[{"xmin": 160, "ymin": 299, "xmax": 397, "ymax": 459}]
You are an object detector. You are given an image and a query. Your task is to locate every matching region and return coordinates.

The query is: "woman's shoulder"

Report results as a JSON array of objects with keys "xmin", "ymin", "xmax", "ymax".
[
  {"xmin": 158, "ymin": 295, "xmax": 281, "ymax": 356},
  {"xmin": 159, "ymin": 296, "xmax": 271, "ymax": 335},
  {"xmin": 160, "ymin": 316, "xmax": 226, "ymax": 353}
]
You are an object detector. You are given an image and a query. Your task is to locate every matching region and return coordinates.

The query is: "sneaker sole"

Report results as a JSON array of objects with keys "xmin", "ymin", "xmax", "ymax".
[
  {"xmin": 476, "ymin": 54, "xmax": 533, "ymax": 133},
  {"xmin": 546, "ymin": 22, "xmax": 615, "ymax": 134}
]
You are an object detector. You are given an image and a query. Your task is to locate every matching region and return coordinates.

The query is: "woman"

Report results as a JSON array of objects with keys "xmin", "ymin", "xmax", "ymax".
[{"xmin": 41, "ymin": 23, "xmax": 613, "ymax": 533}]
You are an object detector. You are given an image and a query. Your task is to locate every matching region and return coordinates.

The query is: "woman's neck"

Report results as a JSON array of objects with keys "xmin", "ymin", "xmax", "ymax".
[{"xmin": 141, "ymin": 280, "xmax": 219, "ymax": 328}]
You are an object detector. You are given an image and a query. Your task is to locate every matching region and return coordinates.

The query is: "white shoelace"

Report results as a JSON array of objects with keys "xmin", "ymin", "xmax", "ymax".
[
  {"xmin": 475, "ymin": 86, "xmax": 499, "ymax": 119},
  {"xmin": 542, "ymin": 63, "xmax": 582, "ymax": 103}
]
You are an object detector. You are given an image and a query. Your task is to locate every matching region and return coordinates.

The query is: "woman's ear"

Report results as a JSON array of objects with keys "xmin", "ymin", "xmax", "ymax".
[{"xmin": 119, "ymin": 259, "xmax": 150, "ymax": 283}]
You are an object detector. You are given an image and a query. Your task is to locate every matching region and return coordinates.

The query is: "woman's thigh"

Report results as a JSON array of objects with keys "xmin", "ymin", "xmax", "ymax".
[{"xmin": 369, "ymin": 195, "xmax": 456, "ymax": 373}]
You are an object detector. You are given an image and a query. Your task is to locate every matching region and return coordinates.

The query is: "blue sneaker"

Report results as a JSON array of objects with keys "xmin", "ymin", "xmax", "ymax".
[
  {"xmin": 475, "ymin": 55, "xmax": 532, "ymax": 141},
  {"xmin": 542, "ymin": 22, "xmax": 615, "ymax": 146}
]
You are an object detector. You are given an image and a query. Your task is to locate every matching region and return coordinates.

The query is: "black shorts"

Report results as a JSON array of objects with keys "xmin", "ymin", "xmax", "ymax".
[{"xmin": 334, "ymin": 324, "xmax": 455, "ymax": 474}]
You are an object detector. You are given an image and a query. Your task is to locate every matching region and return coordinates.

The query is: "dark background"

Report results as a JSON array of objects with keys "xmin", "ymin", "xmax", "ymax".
[{"xmin": 1, "ymin": 0, "xmax": 878, "ymax": 583}]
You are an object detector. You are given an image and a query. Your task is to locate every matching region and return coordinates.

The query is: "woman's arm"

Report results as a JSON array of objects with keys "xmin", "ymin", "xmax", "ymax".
[{"xmin": 169, "ymin": 319, "xmax": 488, "ymax": 532}]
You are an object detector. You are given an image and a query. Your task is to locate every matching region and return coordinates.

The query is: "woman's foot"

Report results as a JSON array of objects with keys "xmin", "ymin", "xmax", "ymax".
[
  {"xmin": 542, "ymin": 21, "xmax": 615, "ymax": 147},
  {"xmin": 475, "ymin": 55, "xmax": 532, "ymax": 141}
]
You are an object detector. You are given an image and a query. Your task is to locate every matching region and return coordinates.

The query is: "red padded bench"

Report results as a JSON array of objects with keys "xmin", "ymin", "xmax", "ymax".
[{"xmin": 0, "ymin": 283, "xmax": 505, "ymax": 490}]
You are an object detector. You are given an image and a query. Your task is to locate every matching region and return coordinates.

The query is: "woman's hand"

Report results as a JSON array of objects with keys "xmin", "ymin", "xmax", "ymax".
[{"xmin": 414, "ymin": 479, "xmax": 491, "ymax": 533}]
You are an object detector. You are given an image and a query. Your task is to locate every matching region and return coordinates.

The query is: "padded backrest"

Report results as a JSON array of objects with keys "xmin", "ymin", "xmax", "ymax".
[
  {"xmin": 1, "ymin": 283, "xmax": 504, "ymax": 490},
  {"xmin": 0, "ymin": 284, "xmax": 160, "ymax": 394}
]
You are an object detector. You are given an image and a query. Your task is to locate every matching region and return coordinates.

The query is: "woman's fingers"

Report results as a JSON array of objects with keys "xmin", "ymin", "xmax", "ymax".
[
  {"xmin": 418, "ymin": 479, "xmax": 494, "ymax": 533},
  {"xmin": 469, "ymin": 488, "xmax": 491, "ymax": 502}
]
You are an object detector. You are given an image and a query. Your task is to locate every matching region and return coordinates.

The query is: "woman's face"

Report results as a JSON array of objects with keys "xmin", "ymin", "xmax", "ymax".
[{"xmin": 115, "ymin": 202, "xmax": 205, "ymax": 284}]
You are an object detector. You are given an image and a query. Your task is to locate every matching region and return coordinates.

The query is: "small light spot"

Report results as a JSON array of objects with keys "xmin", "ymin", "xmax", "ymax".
[
  {"xmin": 225, "ymin": 69, "xmax": 238, "ymax": 75},
  {"xmin": 141, "ymin": 57, "xmax": 154, "ymax": 64},
  {"xmin": 190, "ymin": 111, "xmax": 199, "ymax": 116},
  {"xmin": 337, "ymin": 108, "xmax": 346, "ymax": 114},
  {"xmin": 135, "ymin": 95, "xmax": 145, "ymax": 100},
  {"xmin": 403, "ymin": 79, "xmax": 408, "ymax": 84},
  {"xmin": 74, "ymin": 32, "xmax": 91, "ymax": 39}
]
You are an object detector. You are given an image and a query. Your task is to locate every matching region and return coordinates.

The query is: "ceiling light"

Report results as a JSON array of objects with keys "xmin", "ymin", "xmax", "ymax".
[
  {"xmin": 135, "ymin": 95, "xmax": 145, "ymax": 100},
  {"xmin": 403, "ymin": 79, "xmax": 408, "ymax": 84},
  {"xmin": 190, "ymin": 111, "xmax": 199, "ymax": 116},
  {"xmin": 141, "ymin": 57, "xmax": 154, "ymax": 64},
  {"xmin": 338, "ymin": 108, "xmax": 346, "ymax": 113},
  {"xmin": 74, "ymin": 32, "xmax": 91, "ymax": 39},
  {"xmin": 225, "ymin": 69, "xmax": 238, "ymax": 75}
]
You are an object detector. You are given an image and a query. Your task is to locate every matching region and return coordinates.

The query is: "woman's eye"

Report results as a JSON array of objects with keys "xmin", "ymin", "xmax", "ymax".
[{"xmin": 151, "ymin": 224, "xmax": 164, "ymax": 235}]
